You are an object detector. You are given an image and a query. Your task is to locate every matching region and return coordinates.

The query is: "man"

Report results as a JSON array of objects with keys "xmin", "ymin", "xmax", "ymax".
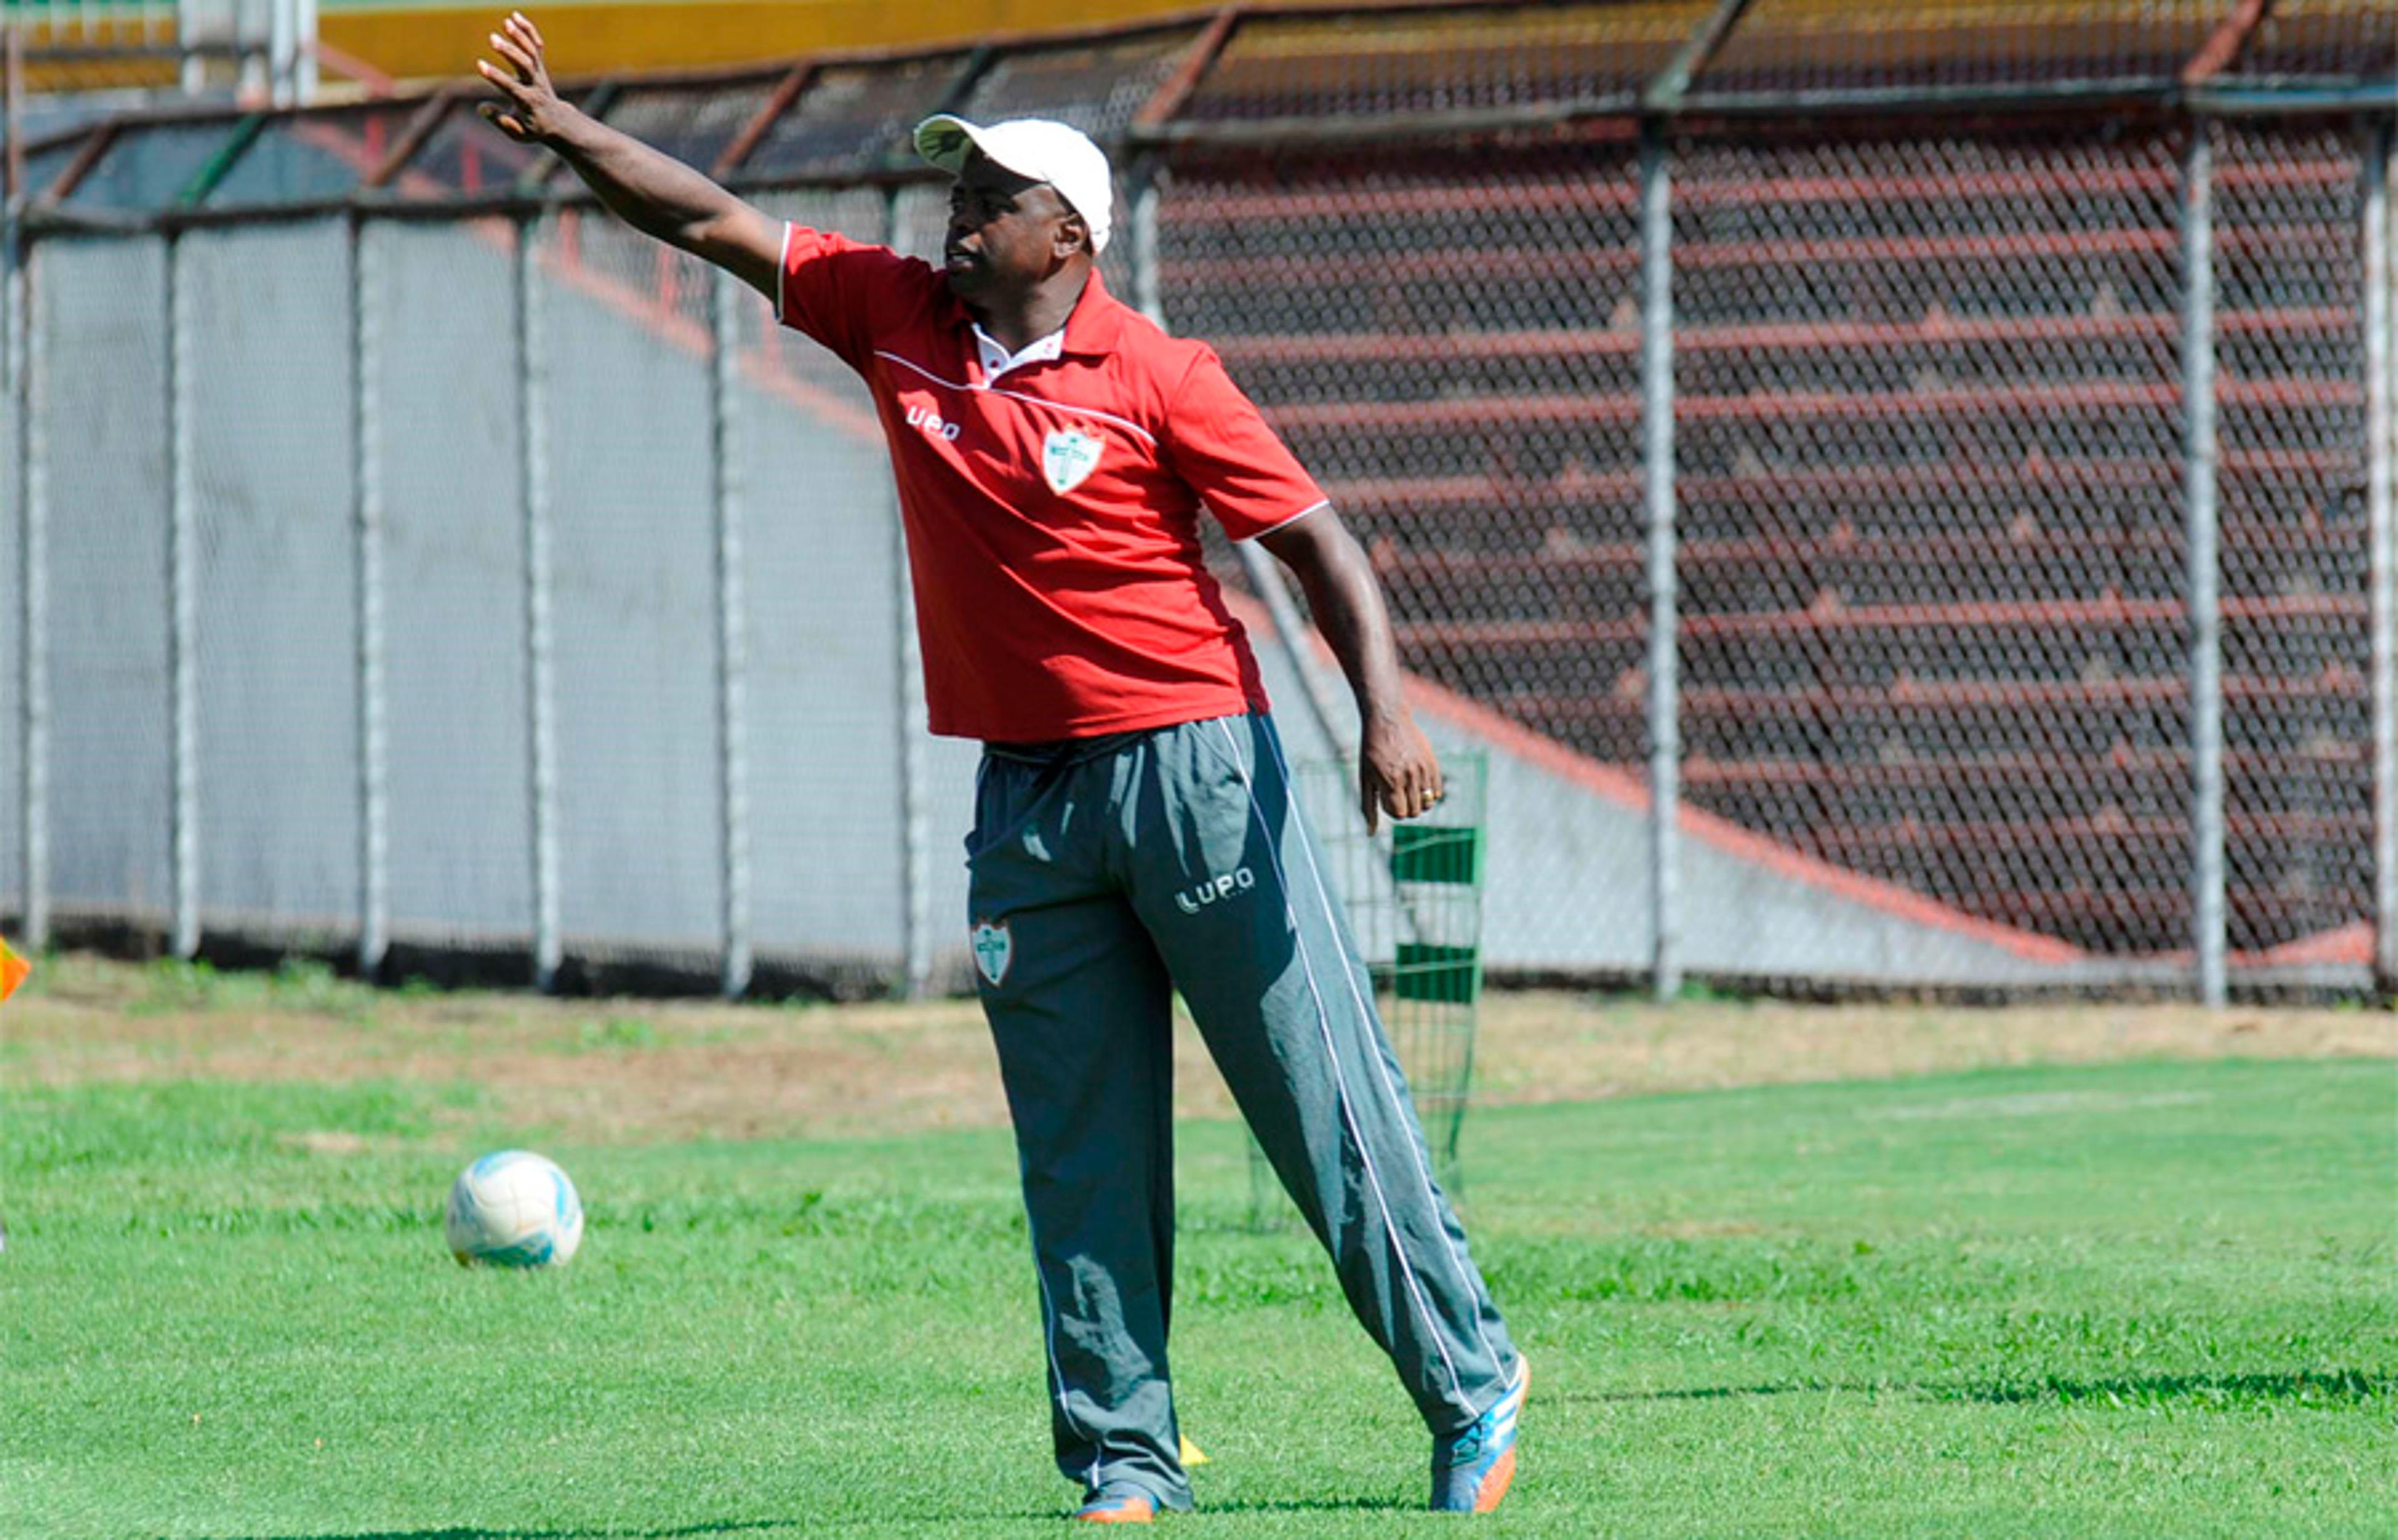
[{"xmin": 478, "ymin": 12, "xmax": 1525, "ymax": 1521}]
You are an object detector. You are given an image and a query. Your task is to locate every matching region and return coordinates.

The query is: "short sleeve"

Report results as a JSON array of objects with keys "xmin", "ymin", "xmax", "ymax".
[
  {"xmin": 776, "ymin": 222, "xmax": 930, "ymax": 372},
  {"xmin": 1162, "ymin": 347, "xmax": 1330, "ymax": 542}
]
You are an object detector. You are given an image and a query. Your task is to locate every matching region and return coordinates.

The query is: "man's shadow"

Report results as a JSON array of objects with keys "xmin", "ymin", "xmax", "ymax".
[
  {"xmin": 1561, "ymin": 1368, "xmax": 2391, "ymax": 1405},
  {"xmin": 180, "ymin": 1491, "xmax": 1421, "ymax": 1539}
]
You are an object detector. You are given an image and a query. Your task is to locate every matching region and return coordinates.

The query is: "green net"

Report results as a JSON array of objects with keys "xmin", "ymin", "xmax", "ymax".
[{"xmin": 1246, "ymin": 753, "xmax": 1488, "ymax": 1228}]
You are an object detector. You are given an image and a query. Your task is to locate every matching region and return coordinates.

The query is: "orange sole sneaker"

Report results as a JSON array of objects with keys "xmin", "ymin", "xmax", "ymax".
[
  {"xmin": 1431, "ymin": 1356, "xmax": 1529, "ymax": 1514},
  {"xmin": 1073, "ymin": 1485, "xmax": 1158, "ymax": 1524}
]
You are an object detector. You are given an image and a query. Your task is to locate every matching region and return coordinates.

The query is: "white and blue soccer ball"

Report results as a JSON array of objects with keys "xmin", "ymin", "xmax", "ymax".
[{"xmin": 443, "ymin": 1150, "xmax": 583, "ymax": 1268}]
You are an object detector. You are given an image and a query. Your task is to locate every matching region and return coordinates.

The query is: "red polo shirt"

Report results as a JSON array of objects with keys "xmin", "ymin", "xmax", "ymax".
[{"xmin": 776, "ymin": 223, "xmax": 1328, "ymax": 742}]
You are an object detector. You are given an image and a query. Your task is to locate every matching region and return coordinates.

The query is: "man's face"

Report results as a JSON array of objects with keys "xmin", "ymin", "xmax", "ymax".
[{"xmin": 943, "ymin": 151, "xmax": 1085, "ymax": 298}]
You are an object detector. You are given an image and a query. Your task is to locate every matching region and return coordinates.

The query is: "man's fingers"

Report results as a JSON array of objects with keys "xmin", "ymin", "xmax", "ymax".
[
  {"xmin": 513, "ymin": 10, "xmax": 548, "ymax": 51},
  {"xmin": 1358, "ymin": 718, "xmax": 1445, "ymax": 825},
  {"xmin": 488, "ymin": 30, "xmax": 534, "ymax": 81},
  {"xmin": 475, "ymin": 57, "xmax": 530, "ymax": 106},
  {"xmin": 1364, "ymin": 759, "xmax": 1446, "ymax": 823},
  {"xmin": 501, "ymin": 14, "xmax": 543, "ymax": 72},
  {"xmin": 477, "ymin": 101, "xmax": 528, "ymax": 140}
]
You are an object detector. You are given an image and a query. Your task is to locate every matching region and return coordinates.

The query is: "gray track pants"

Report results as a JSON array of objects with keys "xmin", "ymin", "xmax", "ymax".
[{"xmin": 965, "ymin": 711, "xmax": 1517, "ymax": 1508}]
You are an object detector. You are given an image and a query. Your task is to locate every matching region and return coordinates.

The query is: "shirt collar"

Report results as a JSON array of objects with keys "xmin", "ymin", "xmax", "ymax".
[{"xmin": 974, "ymin": 322, "xmax": 1065, "ymax": 381}]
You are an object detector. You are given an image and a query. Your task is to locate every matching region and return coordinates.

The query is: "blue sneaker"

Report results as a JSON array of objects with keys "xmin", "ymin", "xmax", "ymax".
[
  {"xmin": 1431, "ymin": 1356, "xmax": 1529, "ymax": 1513},
  {"xmin": 1073, "ymin": 1480, "xmax": 1159, "ymax": 1524}
]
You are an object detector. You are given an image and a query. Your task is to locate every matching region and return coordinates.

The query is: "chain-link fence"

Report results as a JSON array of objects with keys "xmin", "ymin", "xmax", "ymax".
[
  {"xmin": 4, "ymin": 1, "xmax": 2394, "ymax": 1000},
  {"xmin": 1668, "ymin": 124, "xmax": 2199, "ymax": 961}
]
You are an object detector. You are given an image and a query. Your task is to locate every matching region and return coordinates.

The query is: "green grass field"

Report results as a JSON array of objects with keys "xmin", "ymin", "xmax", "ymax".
[{"xmin": 2, "ymin": 964, "xmax": 2393, "ymax": 1537}]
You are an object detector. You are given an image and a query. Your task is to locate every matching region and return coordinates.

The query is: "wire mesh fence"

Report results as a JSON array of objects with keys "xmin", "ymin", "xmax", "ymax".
[
  {"xmin": 374, "ymin": 216, "xmax": 532, "ymax": 953},
  {"xmin": 1253, "ymin": 751, "xmax": 1487, "ymax": 1222},
  {"xmin": 1158, "ymin": 137, "xmax": 1658, "ymax": 976},
  {"xmin": 2212, "ymin": 119, "xmax": 2376, "ymax": 960},
  {"xmin": 2, "ymin": 1, "xmax": 2392, "ymax": 999},
  {"xmin": 185, "ymin": 218, "xmax": 359, "ymax": 937},
  {"xmin": 0, "ymin": 242, "xmax": 17, "ymax": 927},
  {"xmin": 1669, "ymin": 124, "xmax": 2198, "ymax": 958},
  {"xmin": 541, "ymin": 219, "xmax": 723, "ymax": 965},
  {"xmin": 41, "ymin": 233, "xmax": 170, "ymax": 922},
  {"xmin": 740, "ymin": 188, "xmax": 915, "ymax": 980}
]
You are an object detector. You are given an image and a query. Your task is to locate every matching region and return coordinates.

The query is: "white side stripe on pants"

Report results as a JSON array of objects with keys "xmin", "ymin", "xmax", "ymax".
[
  {"xmin": 1209, "ymin": 718, "xmax": 1464, "ymax": 1404},
  {"xmin": 1258, "ymin": 723, "xmax": 1508, "ymax": 1389},
  {"xmin": 1033, "ymin": 1261, "xmax": 1100, "ymax": 1487}
]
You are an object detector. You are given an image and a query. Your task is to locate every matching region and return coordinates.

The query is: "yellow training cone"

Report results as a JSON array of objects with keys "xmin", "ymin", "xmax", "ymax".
[
  {"xmin": 1179, "ymin": 1434, "xmax": 1210, "ymax": 1468},
  {"xmin": 0, "ymin": 937, "xmax": 27, "ymax": 1006}
]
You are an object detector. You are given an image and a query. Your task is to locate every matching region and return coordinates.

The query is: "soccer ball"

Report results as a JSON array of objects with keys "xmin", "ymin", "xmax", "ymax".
[{"xmin": 443, "ymin": 1150, "xmax": 583, "ymax": 1268}]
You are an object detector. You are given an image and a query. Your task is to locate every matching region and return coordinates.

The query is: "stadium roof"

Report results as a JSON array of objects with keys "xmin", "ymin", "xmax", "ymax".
[{"xmin": 14, "ymin": 0, "xmax": 2396, "ymax": 226}]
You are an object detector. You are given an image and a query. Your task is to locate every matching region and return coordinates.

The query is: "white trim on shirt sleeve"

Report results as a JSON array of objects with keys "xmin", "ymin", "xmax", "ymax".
[
  {"xmin": 1236, "ymin": 498, "xmax": 1332, "ymax": 542},
  {"xmin": 775, "ymin": 221, "xmax": 794, "ymax": 325}
]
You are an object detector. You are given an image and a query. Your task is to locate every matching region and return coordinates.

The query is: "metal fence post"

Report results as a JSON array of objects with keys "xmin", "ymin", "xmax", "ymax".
[
  {"xmin": 353, "ymin": 214, "xmax": 388, "ymax": 979},
  {"xmin": 1, "ymin": 26, "xmax": 22, "ymax": 942},
  {"xmin": 518, "ymin": 213, "xmax": 561, "ymax": 992},
  {"xmin": 13, "ymin": 229, "xmax": 42, "ymax": 948},
  {"xmin": 295, "ymin": 0, "xmax": 318, "ymax": 104},
  {"xmin": 2366, "ymin": 120, "xmax": 2396, "ymax": 991},
  {"xmin": 167, "ymin": 229, "xmax": 200, "ymax": 960},
  {"xmin": 267, "ymin": 0, "xmax": 297, "ymax": 106},
  {"xmin": 2181, "ymin": 122, "xmax": 2227, "ymax": 1007},
  {"xmin": 1130, "ymin": 159, "xmax": 1162, "ymax": 322},
  {"xmin": 177, "ymin": 0, "xmax": 205, "ymax": 94},
  {"xmin": 887, "ymin": 189, "xmax": 932, "ymax": 999},
  {"xmin": 709, "ymin": 264, "xmax": 752, "ymax": 999},
  {"xmin": 1640, "ymin": 123, "xmax": 1682, "ymax": 1001},
  {"xmin": 895, "ymin": 502, "xmax": 931, "ymax": 999}
]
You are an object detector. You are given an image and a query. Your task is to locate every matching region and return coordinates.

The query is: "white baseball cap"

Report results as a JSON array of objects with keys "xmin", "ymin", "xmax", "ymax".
[{"xmin": 912, "ymin": 115, "xmax": 1114, "ymax": 255}]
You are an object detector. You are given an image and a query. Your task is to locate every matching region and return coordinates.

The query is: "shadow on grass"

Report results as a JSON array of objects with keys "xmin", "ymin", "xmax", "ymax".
[
  {"xmin": 1206, "ymin": 1495, "xmax": 1412, "ymax": 1515},
  {"xmin": 187, "ymin": 1495, "xmax": 1416, "ymax": 1540},
  {"xmin": 1937, "ymin": 1370, "xmax": 2393, "ymax": 1405},
  {"xmin": 1564, "ymin": 1369, "xmax": 2392, "ymax": 1407},
  {"xmin": 182, "ymin": 1516, "xmax": 796, "ymax": 1525}
]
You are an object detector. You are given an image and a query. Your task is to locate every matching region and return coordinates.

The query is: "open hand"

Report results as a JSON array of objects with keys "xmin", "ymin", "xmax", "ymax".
[
  {"xmin": 1359, "ymin": 709, "xmax": 1444, "ymax": 834},
  {"xmin": 476, "ymin": 11, "xmax": 567, "ymax": 144}
]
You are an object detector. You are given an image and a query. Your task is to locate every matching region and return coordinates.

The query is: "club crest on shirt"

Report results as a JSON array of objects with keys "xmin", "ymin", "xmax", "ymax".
[
  {"xmin": 970, "ymin": 919, "xmax": 1013, "ymax": 987},
  {"xmin": 1042, "ymin": 427, "xmax": 1104, "ymax": 494}
]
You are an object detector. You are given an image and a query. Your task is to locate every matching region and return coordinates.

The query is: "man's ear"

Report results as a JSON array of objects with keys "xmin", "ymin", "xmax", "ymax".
[{"xmin": 1056, "ymin": 212, "xmax": 1092, "ymax": 259}]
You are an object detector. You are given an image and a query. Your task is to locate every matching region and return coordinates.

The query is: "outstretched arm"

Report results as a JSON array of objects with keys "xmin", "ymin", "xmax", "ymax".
[
  {"xmin": 1257, "ymin": 510, "xmax": 1445, "ymax": 832},
  {"xmin": 478, "ymin": 11, "xmax": 782, "ymax": 300}
]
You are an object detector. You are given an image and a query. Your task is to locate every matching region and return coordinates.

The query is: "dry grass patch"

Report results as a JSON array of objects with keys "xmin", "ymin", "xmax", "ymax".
[{"xmin": 2, "ymin": 952, "xmax": 2388, "ymax": 1145}]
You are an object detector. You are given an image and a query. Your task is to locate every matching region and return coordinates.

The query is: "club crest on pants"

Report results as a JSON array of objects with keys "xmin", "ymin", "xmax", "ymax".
[
  {"xmin": 970, "ymin": 919, "xmax": 1013, "ymax": 987},
  {"xmin": 1042, "ymin": 428, "xmax": 1103, "ymax": 494}
]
